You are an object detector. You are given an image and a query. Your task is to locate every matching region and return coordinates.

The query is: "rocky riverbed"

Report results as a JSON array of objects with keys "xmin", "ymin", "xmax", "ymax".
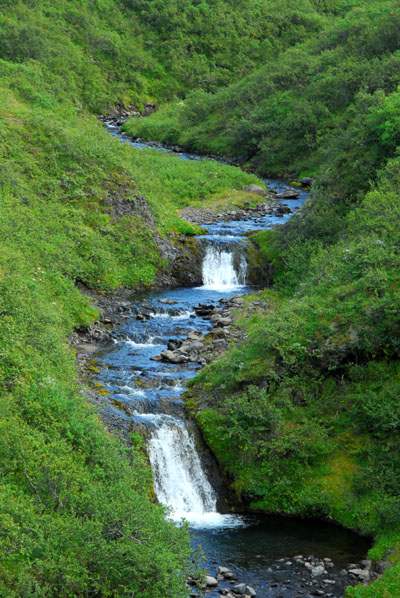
[{"xmin": 70, "ymin": 125, "xmax": 381, "ymax": 598}]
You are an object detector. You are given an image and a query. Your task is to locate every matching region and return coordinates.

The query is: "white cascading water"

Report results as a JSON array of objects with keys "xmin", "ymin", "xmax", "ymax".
[
  {"xmin": 148, "ymin": 417, "xmax": 240, "ymax": 528},
  {"xmin": 201, "ymin": 245, "xmax": 247, "ymax": 290}
]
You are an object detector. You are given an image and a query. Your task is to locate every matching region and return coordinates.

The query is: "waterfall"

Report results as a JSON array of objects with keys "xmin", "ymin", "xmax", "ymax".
[
  {"xmin": 201, "ymin": 244, "xmax": 247, "ymax": 290},
  {"xmin": 148, "ymin": 417, "xmax": 241, "ymax": 528}
]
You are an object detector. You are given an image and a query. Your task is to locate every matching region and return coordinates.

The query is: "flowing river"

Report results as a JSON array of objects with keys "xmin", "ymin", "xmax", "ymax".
[{"xmin": 93, "ymin": 123, "xmax": 370, "ymax": 597}]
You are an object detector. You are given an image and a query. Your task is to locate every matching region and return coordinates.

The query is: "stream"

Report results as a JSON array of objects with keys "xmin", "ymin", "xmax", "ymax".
[{"xmin": 93, "ymin": 123, "xmax": 370, "ymax": 597}]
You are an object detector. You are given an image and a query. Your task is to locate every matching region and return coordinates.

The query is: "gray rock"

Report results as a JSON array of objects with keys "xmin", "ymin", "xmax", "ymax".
[
  {"xmin": 245, "ymin": 184, "xmax": 268, "ymax": 197},
  {"xmin": 245, "ymin": 586, "xmax": 257, "ymax": 597},
  {"xmin": 217, "ymin": 317, "xmax": 232, "ymax": 327},
  {"xmin": 205, "ymin": 575, "xmax": 218, "ymax": 587},
  {"xmin": 160, "ymin": 350, "xmax": 188, "ymax": 364},
  {"xmin": 216, "ymin": 566, "xmax": 232, "ymax": 576},
  {"xmin": 210, "ymin": 314, "xmax": 222, "ymax": 324},
  {"xmin": 361, "ymin": 559, "xmax": 372, "ymax": 570},
  {"xmin": 301, "ymin": 177, "xmax": 313, "ymax": 186},
  {"xmin": 349, "ymin": 568, "xmax": 370, "ymax": 581},
  {"xmin": 187, "ymin": 331, "xmax": 202, "ymax": 340},
  {"xmin": 232, "ymin": 583, "xmax": 247, "ymax": 595},
  {"xmin": 311, "ymin": 565, "xmax": 326, "ymax": 577},
  {"xmin": 188, "ymin": 341, "xmax": 204, "ymax": 351},
  {"xmin": 276, "ymin": 190, "xmax": 300, "ymax": 199}
]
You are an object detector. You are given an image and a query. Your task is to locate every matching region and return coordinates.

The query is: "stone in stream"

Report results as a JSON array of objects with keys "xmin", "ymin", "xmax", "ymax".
[
  {"xmin": 349, "ymin": 568, "xmax": 370, "ymax": 581},
  {"xmin": 204, "ymin": 575, "xmax": 218, "ymax": 587},
  {"xmin": 216, "ymin": 566, "xmax": 233, "ymax": 577},
  {"xmin": 245, "ymin": 184, "xmax": 268, "ymax": 197},
  {"xmin": 310, "ymin": 565, "xmax": 326, "ymax": 577},
  {"xmin": 167, "ymin": 339, "xmax": 182, "ymax": 351},
  {"xmin": 160, "ymin": 349, "xmax": 189, "ymax": 364},
  {"xmin": 275, "ymin": 189, "xmax": 300, "ymax": 199},
  {"xmin": 232, "ymin": 583, "xmax": 256, "ymax": 596},
  {"xmin": 159, "ymin": 298, "xmax": 177, "ymax": 305}
]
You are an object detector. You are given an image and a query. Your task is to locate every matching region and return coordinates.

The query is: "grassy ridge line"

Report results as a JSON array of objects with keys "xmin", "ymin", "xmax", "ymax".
[
  {"xmin": 0, "ymin": 0, "xmax": 334, "ymax": 109},
  {"xmin": 126, "ymin": 0, "xmax": 400, "ymax": 194},
  {"xmin": 186, "ymin": 158, "xmax": 400, "ymax": 596}
]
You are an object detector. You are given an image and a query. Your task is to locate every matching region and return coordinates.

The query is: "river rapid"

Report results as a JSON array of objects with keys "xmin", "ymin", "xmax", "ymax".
[{"xmin": 93, "ymin": 123, "xmax": 370, "ymax": 597}]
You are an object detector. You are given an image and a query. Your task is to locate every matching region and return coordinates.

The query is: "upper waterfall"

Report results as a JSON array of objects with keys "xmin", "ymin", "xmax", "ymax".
[{"xmin": 201, "ymin": 244, "xmax": 247, "ymax": 290}]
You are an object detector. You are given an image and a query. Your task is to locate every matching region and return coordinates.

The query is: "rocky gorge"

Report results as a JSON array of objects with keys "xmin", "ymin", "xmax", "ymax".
[{"xmin": 66, "ymin": 127, "xmax": 381, "ymax": 598}]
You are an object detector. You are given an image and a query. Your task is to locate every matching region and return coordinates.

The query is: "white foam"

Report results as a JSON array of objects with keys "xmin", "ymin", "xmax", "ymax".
[
  {"xmin": 117, "ymin": 385, "xmax": 145, "ymax": 397},
  {"xmin": 172, "ymin": 511, "xmax": 246, "ymax": 529},
  {"xmin": 124, "ymin": 339, "xmax": 163, "ymax": 348},
  {"xmin": 150, "ymin": 311, "xmax": 194, "ymax": 320},
  {"xmin": 200, "ymin": 246, "xmax": 247, "ymax": 291}
]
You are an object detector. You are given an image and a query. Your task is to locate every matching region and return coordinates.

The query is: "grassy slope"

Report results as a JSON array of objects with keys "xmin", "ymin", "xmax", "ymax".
[
  {"xmin": 120, "ymin": 3, "xmax": 400, "ymax": 596},
  {"xmin": 126, "ymin": 0, "xmax": 400, "ymax": 188},
  {"xmin": 185, "ymin": 119, "xmax": 400, "ymax": 597},
  {"xmin": 0, "ymin": 1, "xmax": 268, "ymax": 595},
  {"xmin": 2, "ymin": 0, "xmax": 400, "ymax": 595}
]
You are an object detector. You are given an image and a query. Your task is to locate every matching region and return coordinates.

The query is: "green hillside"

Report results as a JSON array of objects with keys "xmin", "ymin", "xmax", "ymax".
[{"xmin": 1, "ymin": 0, "xmax": 400, "ymax": 596}]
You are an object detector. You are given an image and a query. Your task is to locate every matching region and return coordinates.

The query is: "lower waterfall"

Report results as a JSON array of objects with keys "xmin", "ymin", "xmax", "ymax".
[{"xmin": 148, "ymin": 417, "xmax": 241, "ymax": 528}]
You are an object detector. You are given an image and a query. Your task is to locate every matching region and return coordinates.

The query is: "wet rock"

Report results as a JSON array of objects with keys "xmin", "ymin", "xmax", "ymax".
[
  {"xmin": 310, "ymin": 565, "xmax": 326, "ymax": 577},
  {"xmin": 187, "ymin": 331, "xmax": 202, "ymax": 340},
  {"xmin": 361, "ymin": 559, "xmax": 372, "ymax": 570},
  {"xmin": 276, "ymin": 190, "xmax": 300, "ymax": 199},
  {"xmin": 349, "ymin": 568, "xmax": 370, "ymax": 581},
  {"xmin": 301, "ymin": 177, "xmax": 314, "ymax": 186},
  {"xmin": 187, "ymin": 341, "xmax": 204, "ymax": 351},
  {"xmin": 167, "ymin": 339, "xmax": 182, "ymax": 351},
  {"xmin": 159, "ymin": 298, "xmax": 177, "ymax": 305},
  {"xmin": 232, "ymin": 584, "xmax": 247, "ymax": 595},
  {"xmin": 160, "ymin": 349, "xmax": 189, "ymax": 364},
  {"xmin": 277, "ymin": 205, "xmax": 291, "ymax": 214},
  {"xmin": 217, "ymin": 566, "xmax": 234, "ymax": 578},
  {"xmin": 245, "ymin": 184, "xmax": 268, "ymax": 197},
  {"xmin": 205, "ymin": 575, "xmax": 218, "ymax": 587}
]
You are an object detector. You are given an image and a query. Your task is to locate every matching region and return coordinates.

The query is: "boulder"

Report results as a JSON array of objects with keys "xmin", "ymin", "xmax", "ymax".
[
  {"xmin": 217, "ymin": 317, "xmax": 232, "ymax": 327},
  {"xmin": 311, "ymin": 565, "xmax": 326, "ymax": 577},
  {"xmin": 275, "ymin": 190, "xmax": 300, "ymax": 199},
  {"xmin": 160, "ymin": 350, "xmax": 189, "ymax": 364},
  {"xmin": 349, "ymin": 568, "xmax": 370, "ymax": 581},
  {"xmin": 232, "ymin": 584, "xmax": 247, "ymax": 595},
  {"xmin": 301, "ymin": 177, "xmax": 314, "ymax": 186},
  {"xmin": 204, "ymin": 575, "xmax": 218, "ymax": 587},
  {"xmin": 245, "ymin": 184, "xmax": 268, "ymax": 197},
  {"xmin": 217, "ymin": 566, "xmax": 233, "ymax": 577}
]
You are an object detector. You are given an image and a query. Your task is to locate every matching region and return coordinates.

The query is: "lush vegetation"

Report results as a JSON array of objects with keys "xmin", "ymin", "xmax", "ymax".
[
  {"xmin": 188, "ymin": 162, "xmax": 400, "ymax": 598},
  {"xmin": 0, "ymin": 1, "xmax": 267, "ymax": 595},
  {"xmin": 127, "ymin": 0, "xmax": 400, "ymax": 187},
  {"xmin": 2, "ymin": 0, "xmax": 400, "ymax": 595}
]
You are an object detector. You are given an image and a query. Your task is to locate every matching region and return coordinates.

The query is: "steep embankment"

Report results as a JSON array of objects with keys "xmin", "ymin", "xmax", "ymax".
[{"xmin": 0, "ymin": 1, "xmax": 274, "ymax": 595}]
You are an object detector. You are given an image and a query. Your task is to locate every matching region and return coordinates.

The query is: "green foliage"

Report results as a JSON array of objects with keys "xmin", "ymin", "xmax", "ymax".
[
  {"xmin": 189, "ymin": 158, "xmax": 400, "ymax": 595},
  {"xmin": 130, "ymin": 0, "xmax": 400, "ymax": 209},
  {"xmin": 0, "ymin": 17, "xmax": 267, "ymax": 590},
  {"xmin": 122, "ymin": 0, "xmax": 330, "ymax": 95}
]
